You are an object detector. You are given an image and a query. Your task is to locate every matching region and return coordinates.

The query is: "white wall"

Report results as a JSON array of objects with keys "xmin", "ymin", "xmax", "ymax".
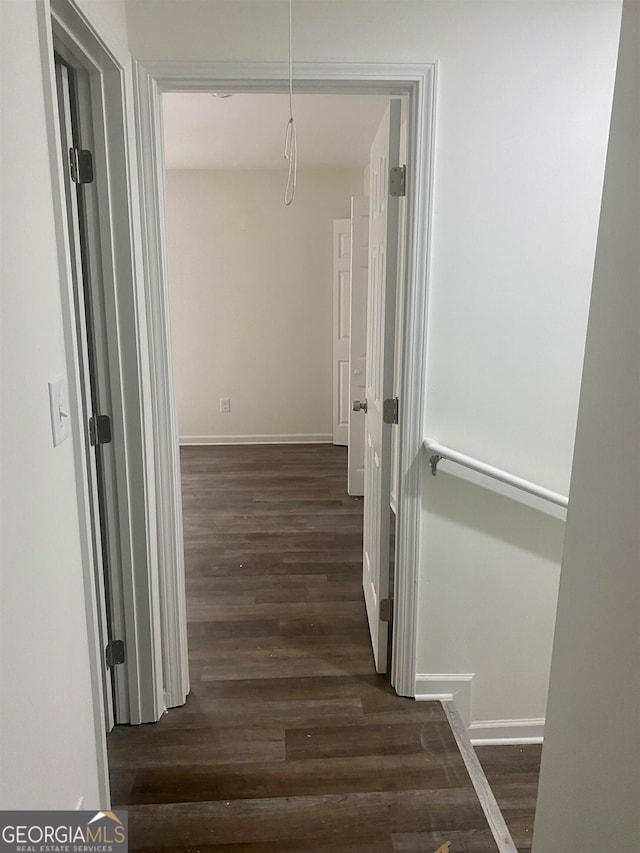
[
  {"xmin": 75, "ymin": 0, "xmax": 128, "ymax": 44},
  {"xmin": 166, "ymin": 168, "xmax": 362, "ymax": 443},
  {"xmin": 412, "ymin": 1, "xmax": 620, "ymax": 736},
  {"xmin": 129, "ymin": 0, "xmax": 623, "ymax": 734},
  {"xmin": 128, "ymin": 0, "xmax": 621, "ymax": 735},
  {"xmin": 0, "ymin": 0, "xmax": 128, "ymax": 808},
  {"xmin": 418, "ymin": 472, "xmax": 566, "ymax": 733},
  {"xmin": 533, "ymin": 2, "xmax": 639, "ymax": 849},
  {"xmin": 125, "ymin": 0, "xmax": 622, "ymax": 475}
]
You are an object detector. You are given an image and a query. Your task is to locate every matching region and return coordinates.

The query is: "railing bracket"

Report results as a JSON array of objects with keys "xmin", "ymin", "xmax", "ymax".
[{"xmin": 429, "ymin": 454, "xmax": 442, "ymax": 476}]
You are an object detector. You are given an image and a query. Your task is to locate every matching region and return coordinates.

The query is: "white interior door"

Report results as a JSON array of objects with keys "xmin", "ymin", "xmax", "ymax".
[
  {"xmin": 348, "ymin": 196, "xmax": 369, "ymax": 496},
  {"xmin": 361, "ymin": 100, "xmax": 401, "ymax": 673},
  {"xmin": 332, "ymin": 219, "xmax": 351, "ymax": 446}
]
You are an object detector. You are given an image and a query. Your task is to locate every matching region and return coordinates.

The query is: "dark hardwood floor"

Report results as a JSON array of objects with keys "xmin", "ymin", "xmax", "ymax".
[
  {"xmin": 475, "ymin": 745, "xmax": 542, "ymax": 852},
  {"xmin": 108, "ymin": 444, "xmax": 541, "ymax": 852}
]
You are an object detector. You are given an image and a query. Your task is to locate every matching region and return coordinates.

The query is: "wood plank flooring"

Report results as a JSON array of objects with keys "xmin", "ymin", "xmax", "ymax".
[
  {"xmin": 108, "ymin": 444, "xmax": 540, "ymax": 852},
  {"xmin": 475, "ymin": 745, "xmax": 542, "ymax": 852}
]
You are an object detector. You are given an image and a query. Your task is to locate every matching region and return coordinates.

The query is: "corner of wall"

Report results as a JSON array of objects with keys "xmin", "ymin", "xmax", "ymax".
[
  {"xmin": 415, "ymin": 673, "xmax": 545, "ymax": 745},
  {"xmin": 415, "ymin": 673, "xmax": 473, "ymax": 728}
]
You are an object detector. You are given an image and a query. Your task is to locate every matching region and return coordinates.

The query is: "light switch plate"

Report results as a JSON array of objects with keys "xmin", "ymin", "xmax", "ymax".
[{"xmin": 48, "ymin": 376, "xmax": 71, "ymax": 447}]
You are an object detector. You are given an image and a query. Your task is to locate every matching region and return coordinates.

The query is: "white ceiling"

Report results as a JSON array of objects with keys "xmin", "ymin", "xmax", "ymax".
[{"xmin": 162, "ymin": 93, "xmax": 390, "ymax": 171}]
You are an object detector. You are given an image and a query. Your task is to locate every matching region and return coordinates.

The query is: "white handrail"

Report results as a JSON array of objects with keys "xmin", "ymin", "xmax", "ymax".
[{"xmin": 423, "ymin": 438, "xmax": 569, "ymax": 508}]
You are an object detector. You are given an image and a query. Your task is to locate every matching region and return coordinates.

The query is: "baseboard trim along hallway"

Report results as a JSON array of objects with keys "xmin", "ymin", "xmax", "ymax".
[
  {"xmin": 469, "ymin": 719, "xmax": 545, "ymax": 746},
  {"xmin": 415, "ymin": 674, "xmax": 545, "ymax": 745}
]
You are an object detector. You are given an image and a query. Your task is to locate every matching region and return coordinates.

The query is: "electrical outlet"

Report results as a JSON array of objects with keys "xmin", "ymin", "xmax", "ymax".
[{"xmin": 220, "ymin": 398, "xmax": 231, "ymax": 414}]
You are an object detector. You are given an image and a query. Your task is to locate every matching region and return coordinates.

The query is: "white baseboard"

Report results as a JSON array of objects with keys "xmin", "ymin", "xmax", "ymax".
[
  {"xmin": 180, "ymin": 433, "xmax": 333, "ymax": 446},
  {"xmin": 415, "ymin": 673, "xmax": 474, "ymax": 728},
  {"xmin": 415, "ymin": 673, "xmax": 545, "ymax": 745},
  {"xmin": 469, "ymin": 717, "xmax": 545, "ymax": 745}
]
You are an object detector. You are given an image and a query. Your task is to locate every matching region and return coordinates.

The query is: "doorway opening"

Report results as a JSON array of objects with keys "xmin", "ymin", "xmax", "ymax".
[
  {"xmin": 160, "ymin": 90, "xmax": 403, "ymax": 684},
  {"xmin": 136, "ymin": 63, "xmax": 435, "ymax": 711}
]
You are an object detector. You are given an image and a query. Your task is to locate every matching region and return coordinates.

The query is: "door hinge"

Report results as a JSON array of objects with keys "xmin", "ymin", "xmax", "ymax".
[
  {"xmin": 383, "ymin": 397, "xmax": 399, "ymax": 425},
  {"xmin": 69, "ymin": 147, "xmax": 94, "ymax": 184},
  {"xmin": 389, "ymin": 165, "xmax": 406, "ymax": 197},
  {"xmin": 89, "ymin": 414, "xmax": 112, "ymax": 446},
  {"xmin": 380, "ymin": 598, "xmax": 394, "ymax": 623},
  {"xmin": 105, "ymin": 640, "xmax": 125, "ymax": 668}
]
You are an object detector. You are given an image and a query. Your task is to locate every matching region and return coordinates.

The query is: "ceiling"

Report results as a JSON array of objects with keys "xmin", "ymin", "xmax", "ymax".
[{"xmin": 162, "ymin": 93, "xmax": 390, "ymax": 171}]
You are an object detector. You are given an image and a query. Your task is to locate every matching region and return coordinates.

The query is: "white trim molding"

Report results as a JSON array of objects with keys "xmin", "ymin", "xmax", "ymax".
[
  {"xmin": 134, "ymin": 59, "xmax": 436, "ymax": 703},
  {"xmin": 391, "ymin": 61, "xmax": 437, "ymax": 698},
  {"xmin": 180, "ymin": 433, "xmax": 333, "ymax": 446},
  {"xmin": 416, "ymin": 673, "xmax": 544, "ymax": 744},
  {"xmin": 49, "ymin": 0, "xmax": 166, "ymax": 728},
  {"xmin": 135, "ymin": 63, "xmax": 190, "ymax": 713},
  {"xmin": 469, "ymin": 718, "xmax": 545, "ymax": 746},
  {"xmin": 415, "ymin": 673, "xmax": 474, "ymax": 728}
]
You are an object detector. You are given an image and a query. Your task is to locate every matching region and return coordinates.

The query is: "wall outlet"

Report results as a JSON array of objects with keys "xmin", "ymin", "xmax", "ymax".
[{"xmin": 220, "ymin": 398, "xmax": 231, "ymax": 414}]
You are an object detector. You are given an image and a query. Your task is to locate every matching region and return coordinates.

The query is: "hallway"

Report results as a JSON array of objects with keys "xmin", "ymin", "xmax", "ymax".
[{"xmin": 108, "ymin": 445, "xmax": 539, "ymax": 851}]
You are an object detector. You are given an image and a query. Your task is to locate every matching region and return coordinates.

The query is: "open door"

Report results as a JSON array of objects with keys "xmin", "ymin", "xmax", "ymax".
[
  {"xmin": 332, "ymin": 219, "xmax": 351, "ymax": 446},
  {"xmin": 357, "ymin": 100, "xmax": 402, "ymax": 673},
  {"xmin": 347, "ymin": 196, "xmax": 369, "ymax": 496}
]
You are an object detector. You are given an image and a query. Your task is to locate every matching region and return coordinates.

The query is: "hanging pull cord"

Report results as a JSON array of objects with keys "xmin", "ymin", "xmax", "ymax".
[
  {"xmin": 284, "ymin": 116, "xmax": 297, "ymax": 206},
  {"xmin": 284, "ymin": 0, "xmax": 297, "ymax": 206}
]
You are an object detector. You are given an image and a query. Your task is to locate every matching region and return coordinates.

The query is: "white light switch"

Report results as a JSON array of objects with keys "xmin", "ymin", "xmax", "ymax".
[{"xmin": 48, "ymin": 376, "xmax": 71, "ymax": 447}]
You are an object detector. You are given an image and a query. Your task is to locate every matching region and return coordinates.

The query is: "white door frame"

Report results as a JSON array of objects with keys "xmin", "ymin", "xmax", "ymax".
[
  {"xmin": 37, "ymin": 0, "xmax": 166, "ymax": 804},
  {"xmin": 135, "ymin": 60, "xmax": 436, "ymax": 697},
  {"xmin": 47, "ymin": 1, "xmax": 166, "ymax": 722}
]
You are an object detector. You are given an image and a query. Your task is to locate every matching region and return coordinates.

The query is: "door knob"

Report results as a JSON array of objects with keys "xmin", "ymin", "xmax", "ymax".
[{"xmin": 352, "ymin": 400, "xmax": 367, "ymax": 413}]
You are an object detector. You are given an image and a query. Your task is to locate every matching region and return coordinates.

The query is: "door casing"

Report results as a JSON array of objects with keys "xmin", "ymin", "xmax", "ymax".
[
  {"xmin": 135, "ymin": 60, "xmax": 437, "ymax": 698},
  {"xmin": 48, "ymin": 0, "xmax": 168, "ymax": 728},
  {"xmin": 38, "ymin": 0, "xmax": 165, "ymax": 806}
]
